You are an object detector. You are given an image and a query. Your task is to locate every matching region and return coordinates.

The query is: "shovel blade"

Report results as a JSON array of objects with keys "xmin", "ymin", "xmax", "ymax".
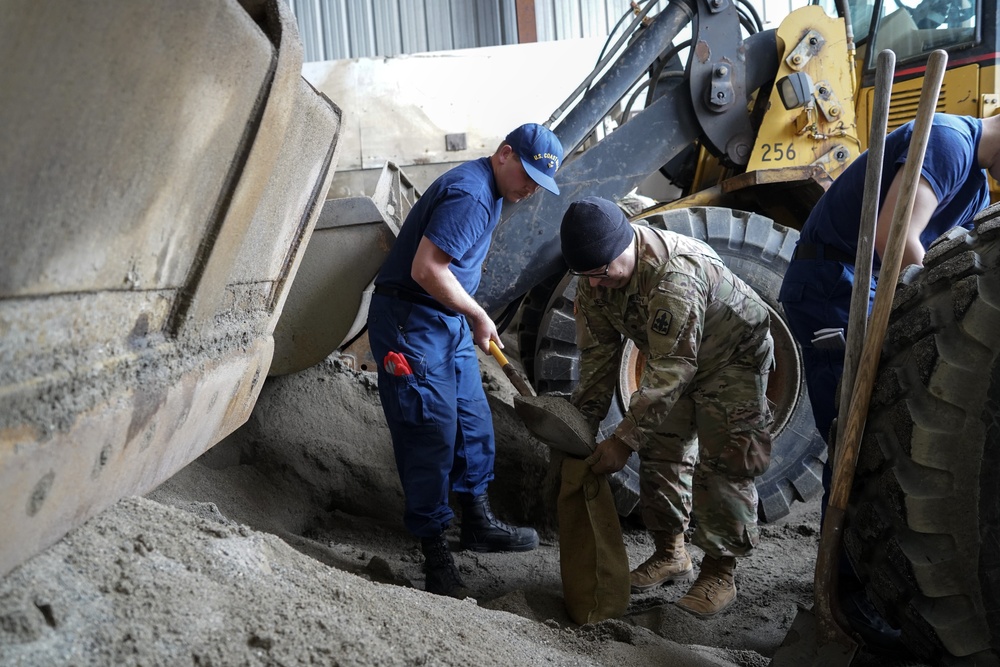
[
  {"xmin": 770, "ymin": 606, "xmax": 858, "ymax": 667},
  {"xmin": 513, "ymin": 395, "xmax": 595, "ymax": 457},
  {"xmin": 512, "ymin": 395, "xmax": 641, "ymax": 515}
]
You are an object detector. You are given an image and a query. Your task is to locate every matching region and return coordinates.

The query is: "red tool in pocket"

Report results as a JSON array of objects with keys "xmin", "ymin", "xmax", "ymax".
[{"xmin": 383, "ymin": 351, "xmax": 413, "ymax": 376}]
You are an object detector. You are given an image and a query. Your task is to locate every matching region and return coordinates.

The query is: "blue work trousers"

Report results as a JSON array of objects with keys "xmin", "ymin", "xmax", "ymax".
[
  {"xmin": 778, "ymin": 258, "xmax": 875, "ymax": 516},
  {"xmin": 367, "ymin": 293, "xmax": 495, "ymax": 538}
]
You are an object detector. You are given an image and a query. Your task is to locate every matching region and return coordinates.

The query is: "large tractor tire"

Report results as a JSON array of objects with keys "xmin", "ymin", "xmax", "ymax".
[
  {"xmin": 845, "ymin": 209, "xmax": 1000, "ymax": 665},
  {"xmin": 516, "ymin": 207, "xmax": 825, "ymax": 522}
]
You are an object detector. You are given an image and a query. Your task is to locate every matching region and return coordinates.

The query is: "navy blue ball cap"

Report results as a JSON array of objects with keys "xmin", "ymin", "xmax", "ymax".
[
  {"xmin": 505, "ymin": 123, "xmax": 563, "ymax": 195},
  {"xmin": 560, "ymin": 196, "xmax": 634, "ymax": 272}
]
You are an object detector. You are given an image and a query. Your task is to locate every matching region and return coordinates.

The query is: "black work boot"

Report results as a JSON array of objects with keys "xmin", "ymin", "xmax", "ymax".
[
  {"xmin": 458, "ymin": 493, "xmax": 539, "ymax": 552},
  {"xmin": 842, "ymin": 589, "xmax": 902, "ymax": 651},
  {"xmin": 420, "ymin": 535, "xmax": 470, "ymax": 599}
]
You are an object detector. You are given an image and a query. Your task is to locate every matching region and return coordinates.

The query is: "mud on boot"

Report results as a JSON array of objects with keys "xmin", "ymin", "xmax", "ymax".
[
  {"xmin": 676, "ymin": 555, "xmax": 737, "ymax": 618},
  {"xmin": 630, "ymin": 531, "xmax": 694, "ymax": 593},
  {"xmin": 420, "ymin": 535, "xmax": 471, "ymax": 599},
  {"xmin": 458, "ymin": 493, "xmax": 539, "ymax": 552}
]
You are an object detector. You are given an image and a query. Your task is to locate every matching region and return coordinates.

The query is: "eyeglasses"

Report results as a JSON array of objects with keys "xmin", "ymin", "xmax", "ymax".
[{"xmin": 568, "ymin": 263, "xmax": 610, "ymax": 278}]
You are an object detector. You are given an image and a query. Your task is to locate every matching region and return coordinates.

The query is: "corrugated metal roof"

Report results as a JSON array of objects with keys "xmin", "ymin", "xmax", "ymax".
[{"xmin": 286, "ymin": 0, "xmax": 803, "ymax": 63}]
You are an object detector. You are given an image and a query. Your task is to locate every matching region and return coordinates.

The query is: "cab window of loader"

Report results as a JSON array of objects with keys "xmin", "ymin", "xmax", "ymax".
[
  {"xmin": 869, "ymin": 0, "xmax": 977, "ymax": 62},
  {"xmin": 816, "ymin": 0, "xmax": 876, "ymax": 43},
  {"xmin": 849, "ymin": 0, "xmax": 877, "ymax": 42}
]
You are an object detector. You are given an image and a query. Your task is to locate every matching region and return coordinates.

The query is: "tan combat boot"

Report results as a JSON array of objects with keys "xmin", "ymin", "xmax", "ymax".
[
  {"xmin": 675, "ymin": 555, "xmax": 737, "ymax": 617},
  {"xmin": 629, "ymin": 532, "xmax": 694, "ymax": 593}
]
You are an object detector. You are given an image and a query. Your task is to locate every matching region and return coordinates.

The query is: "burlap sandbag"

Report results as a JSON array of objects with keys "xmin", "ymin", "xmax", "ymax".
[{"xmin": 557, "ymin": 456, "xmax": 630, "ymax": 625}]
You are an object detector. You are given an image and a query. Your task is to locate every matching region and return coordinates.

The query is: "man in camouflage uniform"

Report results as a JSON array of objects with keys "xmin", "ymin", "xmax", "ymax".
[{"xmin": 559, "ymin": 196, "xmax": 773, "ymax": 617}]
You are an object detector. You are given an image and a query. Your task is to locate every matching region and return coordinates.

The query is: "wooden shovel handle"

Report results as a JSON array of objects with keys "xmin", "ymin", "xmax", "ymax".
[
  {"xmin": 835, "ymin": 50, "xmax": 894, "ymax": 451},
  {"xmin": 813, "ymin": 48, "xmax": 898, "ymax": 652},
  {"xmin": 829, "ymin": 49, "xmax": 948, "ymax": 514}
]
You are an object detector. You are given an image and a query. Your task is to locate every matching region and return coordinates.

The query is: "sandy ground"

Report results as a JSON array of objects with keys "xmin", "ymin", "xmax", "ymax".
[{"xmin": 0, "ymin": 347, "xmax": 931, "ymax": 667}]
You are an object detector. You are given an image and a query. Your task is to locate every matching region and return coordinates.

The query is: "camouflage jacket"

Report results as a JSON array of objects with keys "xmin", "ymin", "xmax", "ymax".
[{"xmin": 572, "ymin": 224, "xmax": 770, "ymax": 451}]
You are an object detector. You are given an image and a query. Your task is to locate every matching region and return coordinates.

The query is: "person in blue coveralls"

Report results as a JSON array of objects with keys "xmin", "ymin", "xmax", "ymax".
[
  {"xmin": 366, "ymin": 123, "xmax": 563, "ymax": 598},
  {"xmin": 779, "ymin": 112, "xmax": 1000, "ymax": 648}
]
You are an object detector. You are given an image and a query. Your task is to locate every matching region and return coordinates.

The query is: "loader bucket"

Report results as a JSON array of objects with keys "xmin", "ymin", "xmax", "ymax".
[
  {"xmin": 0, "ymin": 0, "xmax": 340, "ymax": 578},
  {"xmin": 270, "ymin": 162, "xmax": 419, "ymax": 376}
]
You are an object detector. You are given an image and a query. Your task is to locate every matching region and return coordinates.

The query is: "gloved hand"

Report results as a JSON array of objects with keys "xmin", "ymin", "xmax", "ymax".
[{"xmin": 585, "ymin": 434, "xmax": 632, "ymax": 474}]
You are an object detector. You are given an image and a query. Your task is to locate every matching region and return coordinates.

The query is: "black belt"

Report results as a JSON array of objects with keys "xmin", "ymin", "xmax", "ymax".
[
  {"xmin": 793, "ymin": 243, "xmax": 855, "ymax": 264},
  {"xmin": 373, "ymin": 285, "xmax": 458, "ymax": 316}
]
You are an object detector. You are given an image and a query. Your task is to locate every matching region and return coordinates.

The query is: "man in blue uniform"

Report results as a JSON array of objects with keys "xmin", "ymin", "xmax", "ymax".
[
  {"xmin": 781, "ymin": 113, "xmax": 1000, "ymax": 451},
  {"xmin": 367, "ymin": 123, "xmax": 563, "ymax": 598},
  {"xmin": 779, "ymin": 112, "xmax": 1000, "ymax": 645}
]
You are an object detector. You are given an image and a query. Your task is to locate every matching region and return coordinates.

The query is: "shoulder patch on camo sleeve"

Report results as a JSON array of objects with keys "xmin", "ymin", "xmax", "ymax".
[{"xmin": 651, "ymin": 308, "xmax": 672, "ymax": 335}]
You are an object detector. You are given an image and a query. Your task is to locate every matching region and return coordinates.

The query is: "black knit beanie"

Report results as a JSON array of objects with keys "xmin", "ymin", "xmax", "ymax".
[{"xmin": 560, "ymin": 196, "xmax": 634, "ymax": 272}]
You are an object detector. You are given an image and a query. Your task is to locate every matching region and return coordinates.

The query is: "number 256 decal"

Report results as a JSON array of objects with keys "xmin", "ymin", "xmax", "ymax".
[{"xmin": 759, "ymin": 142, "xmax": 797, "ymax": 161}]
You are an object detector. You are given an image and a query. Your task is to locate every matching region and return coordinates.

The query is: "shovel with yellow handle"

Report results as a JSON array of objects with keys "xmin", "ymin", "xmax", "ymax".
[{"xmin": 488, "ymin": 340, "xmax": 596, "ymax": 458}]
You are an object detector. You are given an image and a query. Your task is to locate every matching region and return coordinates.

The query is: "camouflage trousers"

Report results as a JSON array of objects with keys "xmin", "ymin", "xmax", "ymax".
[{"xmin": 639, "ymin": 335, "xmax": 773, "ymax": 558}]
